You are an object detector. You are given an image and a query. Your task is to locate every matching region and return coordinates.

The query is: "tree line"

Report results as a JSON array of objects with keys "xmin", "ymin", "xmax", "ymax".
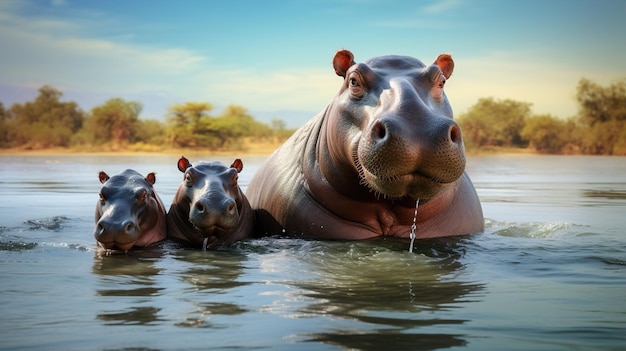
[
  {"xmin": 458, "ymin": 78, "xmax": 626, "ymax": 155},
  {"xmin": 1, "ymin": 77, "xmax": 625, "ymax": 154},
  {"xmin": 0, "ymin": 85, "xmax": 294, "ymax": 151}
]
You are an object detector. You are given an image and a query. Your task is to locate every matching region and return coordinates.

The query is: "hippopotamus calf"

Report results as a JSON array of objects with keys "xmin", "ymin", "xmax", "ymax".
[
  {"xmin": 95, "ymin": 170, "xmax": 167, "ymax": 251},
  {"xmin": 167, "ymin": 156, "xmax": 254, "ymax": 249},
  {"xmin": 247, "ymin": 49, "xmax": 484, "ymax": 240}
]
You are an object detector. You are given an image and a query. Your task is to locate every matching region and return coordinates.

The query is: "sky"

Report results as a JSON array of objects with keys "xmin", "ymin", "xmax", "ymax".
[{"xmin": 1, "ymin": 0, "xmax": 625, "ymax": 127}]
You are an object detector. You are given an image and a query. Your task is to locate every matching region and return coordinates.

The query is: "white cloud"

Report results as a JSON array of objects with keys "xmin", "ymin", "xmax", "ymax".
[{"xmin": 0, "ymin": 6, "xmax": 339, "ymax": 120}]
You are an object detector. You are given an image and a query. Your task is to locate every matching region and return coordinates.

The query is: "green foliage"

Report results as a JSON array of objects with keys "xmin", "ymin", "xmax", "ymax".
[
  {"xmin": 1, "ymin": 85, "xmax": 291, "ymax": 152},
  {"xmin": 90, "ymin": 98, "xmax": 143, "ymax": 146},
  {"xmin": 166, "ymin": 102, "xmax": 214, "ymax": 147},
  {"xmin": 135, "ymin": 119, "xmax": 167, "ymax": 145},
  {"xmin": 270, "ymin": 119, "xmax": 293, "ymax": 141},
  {"xmin": 576, "ymin": 78, "xmax": 626, "ymax": 126},
  {"xmin": 457, "ymin": 97, "xmax": 531, "ymax": 148},
  {"xmin": 166, "ymin": 102, "xmax": 278, "ymax": 149},
  {"xmin": 0, "ymin": 102, "xmax": 8, "ymax": 147},
  {"xmin": 521, "ymin": 114, "xmax": 571, "ymax": 153},
  {"xmin": 574, "ymin": 120, "xmax": 626, "ymax": 155},
  {"xmin": 4, "ymin": 85, "xmax": 85, "ymax": 148},
  {"xmin": 572, "ymin": 78, "xmax": 626, "ymax": 155}
]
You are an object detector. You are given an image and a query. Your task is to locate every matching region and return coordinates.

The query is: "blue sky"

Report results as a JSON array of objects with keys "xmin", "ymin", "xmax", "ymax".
[{"xmin": 1, "ymin": 0, "xmax": 625, "ymax": 127}]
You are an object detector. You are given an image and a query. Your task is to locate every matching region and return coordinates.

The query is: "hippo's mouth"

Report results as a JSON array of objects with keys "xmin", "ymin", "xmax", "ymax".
[
  {"xmin": 353, "ymin": 153, "xmax": 448, "ymax": 199},
  {"xmin": 96, "ymin": 240, "xmax": 136, "ymax": 251},
  {"xmin": 191, "ymin": 222, "xmax": 236, "ymax": 237}
]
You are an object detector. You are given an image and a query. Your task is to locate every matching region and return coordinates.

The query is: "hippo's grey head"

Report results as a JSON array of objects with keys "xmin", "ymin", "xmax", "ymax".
[
  {"xmin": 175, "ymin": 156, "xmax": 244, "ymax": 238},
  {"xmin": 327, "ymin": 50, "xmax": 465, "ymax": 200},
  {"xmin": 94, "ymin": 170, "xmax": 165, "ymax": 251}
]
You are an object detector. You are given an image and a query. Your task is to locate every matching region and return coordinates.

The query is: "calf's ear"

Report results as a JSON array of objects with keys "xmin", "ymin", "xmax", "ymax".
[
  {"xmin": 177, "ymin": 156, "xmax": 192, "ymax": 172},
  {"xmin": 146, "ymin": 172, "xmax": 157, "ymax": 185},
  {"xmin": 231, "ymin": 158, "xmax": 243, "ymax": 173},
  {"xmin": 98, "ymin": 171, "xmax": 110, "ymax": 184}
]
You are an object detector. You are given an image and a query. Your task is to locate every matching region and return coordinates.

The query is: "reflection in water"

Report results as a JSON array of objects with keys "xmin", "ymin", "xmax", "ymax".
[
  {"xmin": 582, "ymin": 188, "xmax": 626, "ymax": 200},
  {"xmin": 171, "ymin": 248, "xmax": 249, "ymax": 328},
  {"xmin": 92, "ymin": 249, "xmax": 165, "ymax": 325},
  {"xmin": 249, "ymin": 238, "xmax": 484, "ymax": 350}
]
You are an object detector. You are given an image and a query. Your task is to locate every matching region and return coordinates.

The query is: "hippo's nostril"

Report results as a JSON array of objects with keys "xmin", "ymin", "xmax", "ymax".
[
  {"xmin": 195, "ymin": 202, "xmax": 205, "ymax": 213},
  {"xmin": 371, "ymin": 120, "xmax": 387, "ymax": 141},
  {"xmin": 225, "ymin": 200, "xmax": 236, "ymax": 214},
  {"xmin": 449, "ymin": 124, "xmax": 461, "ymax": 144},
  {"xmin": 123, "ymin": 221, "xmax": 136, "ymax": 234}
]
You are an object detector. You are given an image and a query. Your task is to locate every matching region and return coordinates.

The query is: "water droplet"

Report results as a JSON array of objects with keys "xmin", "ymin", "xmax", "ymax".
[{"xmin": 409, "ymin": 199, "xmax": 419, "ymax": 253}]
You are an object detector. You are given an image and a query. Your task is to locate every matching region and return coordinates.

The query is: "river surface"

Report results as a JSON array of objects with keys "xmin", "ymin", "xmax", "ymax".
[{"xmin": 0, "ymin": 154, "xmax": 624, "ymax": 351}]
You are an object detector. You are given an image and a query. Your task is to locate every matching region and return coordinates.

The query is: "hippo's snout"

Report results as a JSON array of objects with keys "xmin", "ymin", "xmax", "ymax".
[
  {"xmin": 94, "ymin": 217, "xmax": 139, "ymax": 250},
  {"xmin": 193, "ymin": 198, "xmax": 236, "ymax": 216},
  {"xmin": 190, "ymin": 195, "xmax": 239, "ymax": 233},
  {"xmin": 357, "ymin": 113, "xmax": 466, "ymax": 198},
  {"xmin": 365, "ymin": 116, "xmax": 465, "ymax": 173}
]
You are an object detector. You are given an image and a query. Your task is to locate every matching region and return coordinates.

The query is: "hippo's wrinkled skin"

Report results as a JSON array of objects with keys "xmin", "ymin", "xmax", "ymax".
[
  {"xmin": 247, "ymin": 49, "xmax": 483, "ymax": 239},
  {"xmin": 95, "ymin": 169, "xmax": 167, "ymax": 251},
  {"xmin": 167, "ymin": 156, "xmax": 254, "ymax": 249}
]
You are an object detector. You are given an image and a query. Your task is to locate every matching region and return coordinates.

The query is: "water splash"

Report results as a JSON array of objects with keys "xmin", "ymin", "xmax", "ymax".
[
  {"xmin": 25, "ymin": 216, "xmax": 69, "ymax": 231},
  {"xmin": 408, "ymin": 199, "xmax": 419, "ymax": 253}
]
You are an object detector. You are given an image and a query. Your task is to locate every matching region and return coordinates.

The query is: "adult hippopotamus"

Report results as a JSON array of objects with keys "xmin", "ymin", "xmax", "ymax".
[
  {"xmin": 95, "ymin": 169, "xmax": 167, "ymax": 251},
  {"xmin": 247, "ymin": 49, "xmax": 483, "ymax": 240},
  {"xmin": 167, "ymin": 156, "xmax": 254, "ymax": 249}
]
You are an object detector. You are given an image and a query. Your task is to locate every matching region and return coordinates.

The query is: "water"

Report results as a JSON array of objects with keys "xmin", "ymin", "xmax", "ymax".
[{"xmin": 0, "ymin": 154, "xmax": 624, "ymax": 351}]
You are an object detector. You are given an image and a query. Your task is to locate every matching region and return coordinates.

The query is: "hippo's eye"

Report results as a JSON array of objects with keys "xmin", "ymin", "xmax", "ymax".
[
  {"xmin": 432, "ymin": 78, "xmax": 445, "ymax": 101},
  {"xmin": 231, "ymin": 173, "xmax": 239, "ymax": 187},
  {"xmin": 137, "ymin": 191, "xmax": 147, "ymax": 204},
  {"xmin": 347, "ymin": 72, "xmax": 365, "ymax": 99},
  {"xmin": 184, "ymin": 172, "xmax": 193, "ymax": 185},
  {"xmin": 98, "ymin": 192, "xmax": 105, "ymax": 204}
]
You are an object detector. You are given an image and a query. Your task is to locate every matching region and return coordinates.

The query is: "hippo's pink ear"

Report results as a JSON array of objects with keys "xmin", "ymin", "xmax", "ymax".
[
  {"xmin": 177, "ymin": 156, "xmax": 192, "ymax": 173},
  {"xmin": 333, "ymin": 49, "xmax": 355, "ymax": 78},
  {"xmin": 146, "ymin": 172, "xmax": 157, "ymax": 185},
  {"xmin": 98, "ymin": 171, "xmax": 110, "ymax": 184},
  {"xmin": 434, "ymin": 54, "xmax": 454, "ymax": 79},
  {"xmin": 231, "ymin": 159, "xmax": 243, "ymax": 173}
]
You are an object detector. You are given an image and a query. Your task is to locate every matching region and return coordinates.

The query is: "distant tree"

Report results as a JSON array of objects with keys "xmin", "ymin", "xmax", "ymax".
[
  {"xmin": 212, "ymin": 105, "xmax": 265, "ymax": 147},
  {"xmin": 576, "ymin": 78, "xmax": 626, "ymax": 126},
  {"xmin": 573, "ymin": 119, "xmax": 626, "ymax": 155},
  {"xmin": 271, "ymin": 119, "xmax": 286, "ymax": 131},
  {"xmin": 7, "ymin": 85, "xmax": 84, "ymax": 148},
  {"xmin": 90, "ymin": 98, "xmax": 142, "ymax": 146},
  {"xmin": 0, "ymin": 102, "xmax": 8, "ymax": 147},
  {"xmin": 574, "ymin": 78, "xmax": 626, "ymax": 155},
  {"xmin": 270, "ymin": 119, "xmax": 294, "ymax": 141},
  {"xmin": 521, "ymin": 114, "xmax": 570, "ymax": 153},
  {"xmin": 457, "ymin": 97, "xmax": 531, "ymax": 148},
  {"xmin": 135, "ymin": 119, "xmax": 166, "ymax": 145},
  {"xmin": 166, "ymin": 102, "xmax": 214, "ymax": 147}
]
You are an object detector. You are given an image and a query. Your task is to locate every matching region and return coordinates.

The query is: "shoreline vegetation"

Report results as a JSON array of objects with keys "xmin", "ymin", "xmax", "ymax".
[
  {"xmin": 0, "ymin": 142, "xmax": 546, "ymax": 158},
  {"xmin": 2, "ymin": 77, "xmax": 625, "ymax": 156},
  {"xmin": 0, "ymin": 139, "xmax": 285, "ymax": 157}
]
